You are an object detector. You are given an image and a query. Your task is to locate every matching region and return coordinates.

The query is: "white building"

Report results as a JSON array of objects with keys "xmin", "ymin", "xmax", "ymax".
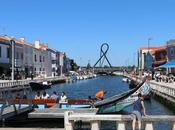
[
  {"xmin": 33, "ymin": 41, "xmax": 52, "ymax": 77},
  {"xmin": 0, "ymin": 36, "xmax": 11, "ymax": 77},
  {"xmin": 47, "ymin": 48, "xmax": 57, "ymax": 77},
  {"xmin": 57, "ymin": 51, "xmax": 65, "ymax": 76},
  {"xmin": 12, "ymin": 38, "xmax": 24, "ymax": 74},
  {"xmin": 18, "ymin": 38, "xmax": 35, "ymax": 78},
  {"xmin": 0, "ymin": 35, "xmax": 73, "ymax": 79}
]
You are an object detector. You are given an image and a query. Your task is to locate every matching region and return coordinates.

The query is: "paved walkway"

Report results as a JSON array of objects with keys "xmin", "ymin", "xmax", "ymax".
[
  {"xmin": 0, "ymin": 128, "xmax": 63, "ymax": 130},
  {"xmin": 150, "ymin": 80, "xmax": 175, "ymax": 89}
]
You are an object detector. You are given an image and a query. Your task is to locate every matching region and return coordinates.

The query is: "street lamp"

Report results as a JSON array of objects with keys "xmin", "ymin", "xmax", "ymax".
[
  {"xmin": 148, "ymin": 38, "xmax": 152, "ymax": 52},
  {"xmin": 147, "ymin": 38, "xmax": 152, "ymax": 69},
  {"xmin": 10, "ymin": 40, "xmax": 15, "ymax": 81}
]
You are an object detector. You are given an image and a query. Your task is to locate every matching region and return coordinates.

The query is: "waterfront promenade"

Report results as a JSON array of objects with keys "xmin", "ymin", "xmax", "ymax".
[
  {"xmin": 124, "ymin": 75, "xmax": 175, "ymax": 102},
  {"xmin": 0, "ymin": 76, "xmax": 68, "ymax": 89},
  {"xmin": 0, "ymin": 128, "xmax": 63, "ymax": 130}
]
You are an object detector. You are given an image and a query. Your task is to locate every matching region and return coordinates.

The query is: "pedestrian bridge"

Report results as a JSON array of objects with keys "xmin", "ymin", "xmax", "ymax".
[
  {"xmin": 65, "ymin": 111, "xmax": 175, "ymax": 130},
  {"xmin": 93, "ymin": 67, "xmax": 123, "ymax": 75}
]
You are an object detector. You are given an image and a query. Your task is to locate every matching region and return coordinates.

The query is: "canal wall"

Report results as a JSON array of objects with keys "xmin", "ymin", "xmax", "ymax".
[
  {"xmin": 149, "ymin": 80, "xmax": 175, "ymax": 109},
  {"xmin": 124, "ymin": 74, "xmax": 175, "ymax": 109}
]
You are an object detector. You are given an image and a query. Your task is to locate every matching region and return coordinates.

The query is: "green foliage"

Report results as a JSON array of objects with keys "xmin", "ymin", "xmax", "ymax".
[{"xmin": 87, "ymin": 63, "xmax": 91, "ymax": 69}]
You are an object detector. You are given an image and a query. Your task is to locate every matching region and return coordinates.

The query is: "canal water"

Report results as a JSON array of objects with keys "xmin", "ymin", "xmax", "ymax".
[{"xmin": 2, "ymin": 76, "xmax": 175, "ymax": 130}]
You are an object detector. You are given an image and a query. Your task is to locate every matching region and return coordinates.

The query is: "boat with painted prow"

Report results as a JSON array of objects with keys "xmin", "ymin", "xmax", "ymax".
[
  {"xmin": 94, "ymin": 80, "xmax": 150, "ymax": 113},
  {"xmin": 2, "ymin": 80, "xmax": 150, "ymax": 114},
  {"xmin": 57, "ymin": 80, "xmax": 150, "ymax": 113}
]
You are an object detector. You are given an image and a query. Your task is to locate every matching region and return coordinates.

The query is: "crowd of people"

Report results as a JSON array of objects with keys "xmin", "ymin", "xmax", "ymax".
[
  {"xmin": 154, "ymin": 73, "xmax": 175, "ymax": 83},
  {"xmin": 34, "ymin": 91, "xmax": 67, "ymax": 102}
]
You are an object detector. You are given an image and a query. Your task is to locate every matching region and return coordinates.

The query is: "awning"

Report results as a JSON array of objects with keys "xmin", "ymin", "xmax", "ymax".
[{"xmin": 159, "ymin": 61, "xmax": 175, "ymax": 68}]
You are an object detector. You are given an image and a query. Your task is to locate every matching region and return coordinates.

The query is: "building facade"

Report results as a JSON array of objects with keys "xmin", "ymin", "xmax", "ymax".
[
  {"xmin": 48, "ymin": 48, "xmax": 57, "ymax": 77},
  {"xmin": 0, "ymin": 36, "xmax": 11, "ymax": 77},
  {"xmin": 166, "ymin": 39, "xmax": 175, "ymax": 73},
  {"xmin": 0, "ymin": 35, "xmax": 74, "ymax": 79},
  {"xmin": 56, "ymin": 51, "xmax": 65, "ymax": 76},
  {"xmin": 138, "ymin": 46, "xmax": 167, "ymax": 71}
]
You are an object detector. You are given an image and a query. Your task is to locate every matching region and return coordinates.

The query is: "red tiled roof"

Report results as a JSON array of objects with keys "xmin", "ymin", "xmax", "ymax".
[
  {"xmin": 0, "ymin": 36, "xmax": 11, "ymax": 41},
  {"xmin": 139, "ymin": 46, "xmax": 166, "ymax": 51}
]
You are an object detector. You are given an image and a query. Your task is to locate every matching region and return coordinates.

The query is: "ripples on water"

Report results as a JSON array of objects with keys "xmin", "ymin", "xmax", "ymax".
[{"xmin": 4, "ymin": 76, "xmax": 175, "ymax": 130}]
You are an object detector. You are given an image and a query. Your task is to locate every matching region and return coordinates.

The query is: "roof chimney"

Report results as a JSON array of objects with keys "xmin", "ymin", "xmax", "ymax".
[
  {"xmin": 19, "ymin": 37, "xmax": 25, "ymax": 42},
  {"xmin": 35, "ymin": 40, "xmax": 40, "ymax": 49}
]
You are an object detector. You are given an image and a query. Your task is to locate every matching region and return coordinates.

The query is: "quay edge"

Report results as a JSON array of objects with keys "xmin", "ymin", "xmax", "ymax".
[{"xmin": 125, "ymin": 74, "xmax": 175, "ymax": 110}]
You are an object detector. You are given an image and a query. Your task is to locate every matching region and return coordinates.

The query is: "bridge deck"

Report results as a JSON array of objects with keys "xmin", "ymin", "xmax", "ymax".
[{"xmin": 28, "ymin": 108, "xmax": 98, "ymax": 119}]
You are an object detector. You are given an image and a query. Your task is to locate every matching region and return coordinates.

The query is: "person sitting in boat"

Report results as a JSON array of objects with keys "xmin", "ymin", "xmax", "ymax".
[
  {"xmin": 131, "ymin": 93, "xmax": 147, "ymax": 130},
  {"xmin": 60, "ymin": 92, "xmax": 67, "ymax": 103},
  {"xmin": 35, "ymin": 91, "xmax": 41, "ymax": 99},
  {"xmin": 41, "ymin": 91, "xmax": 49, "ymax": 99},
  {"xmin": 15, "ymin": 93, "xmax": 21, "ymax": 99},
  {"xmin": 50, "ymin": 91, "xmax": 58, "ymax": 100},
  {"xmin": 95, "ymin": 90, "xmax": 107, "ymax": 100}
]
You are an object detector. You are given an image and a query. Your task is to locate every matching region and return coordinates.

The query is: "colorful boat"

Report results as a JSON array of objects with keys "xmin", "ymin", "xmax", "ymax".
[
  {"xmin": 94, "ymin": 81, "xmax": 150, "ymax": 113},
  {"xmin": 59, "ymin": 99, "xmax": 95, "ymax": 109},
  {"xmin": 0, "ymin": 80, "xmax": 150, "ymax": 113},
  {"xmin": 58, "ymin": 80, "xmax": 150, "ymax": 113}
]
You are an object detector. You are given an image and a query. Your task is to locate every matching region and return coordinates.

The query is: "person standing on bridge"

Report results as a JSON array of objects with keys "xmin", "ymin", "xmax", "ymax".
[{"xmin": 131, "ymin": 93, "xmax": 147, "ymax": 130}]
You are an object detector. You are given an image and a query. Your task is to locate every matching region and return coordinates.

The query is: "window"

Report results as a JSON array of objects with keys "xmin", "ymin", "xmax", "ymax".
[
  {"xmin": 43, "ymin": 56, "xmax": 45, "ymax": 62},
  {"xmin": 35, "ymin": 54, "xmax": 37, "ymax": 62},
  {"xmin": 0, "ymin": 46, "xmax": 1, "ymax": 58},
  {"xmin": 7, "ymin": 47, "xmax": 10, "ymax": 58},
  {"xmin": 21, "ymin": 53, "xmax": 23, "ymax": 60},
  {"xmin": 52, "ymin": 60, "xmax": 56, "ymax": 64},
  {"xmin": 40, "ymin": 55, "xmax": 42, "ymax": 62},
  {"xmin": 170, "ymin": 48, "xmax": 174, "ymax": 56},
  {"xmin": 16, "ymin": 52, "xmax": 19, "ymax": 59}
]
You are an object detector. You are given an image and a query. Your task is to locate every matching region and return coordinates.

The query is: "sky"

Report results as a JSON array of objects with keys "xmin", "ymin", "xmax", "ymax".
[{"xmin": 0, "ymin": 0, "xmax": 175, "ymax": 66}]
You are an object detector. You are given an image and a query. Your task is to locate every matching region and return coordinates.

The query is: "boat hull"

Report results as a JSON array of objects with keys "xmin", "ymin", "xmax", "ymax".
[
  {"xmin": 95, "ymin": 81, "xmax": 151, "ymax": 113},
  {"xmin": 29, "ymin": 82, "xmax": 51, "ymax": 90}
]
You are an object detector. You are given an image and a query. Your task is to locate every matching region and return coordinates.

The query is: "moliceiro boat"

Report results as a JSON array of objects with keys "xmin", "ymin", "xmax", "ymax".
[
  {"xmin": 94, "ymin": 80, "xmax": 150, "ymax": 113},
  {"xmin": 58, "ymin": 80, "xmax": 150, "ymax": 113}
]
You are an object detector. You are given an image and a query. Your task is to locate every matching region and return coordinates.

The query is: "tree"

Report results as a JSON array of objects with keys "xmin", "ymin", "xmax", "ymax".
[{"xmin": 87, "ymin": 63, "xmax": 91, "ymax": 69}]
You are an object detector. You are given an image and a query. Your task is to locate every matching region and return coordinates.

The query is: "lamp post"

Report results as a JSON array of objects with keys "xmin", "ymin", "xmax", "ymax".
[
  {"xmin": 10, "ymin": 40, "xmax": 15, "ymax": 81},
  {"xmin": 147, "ymin": 38, "xmax": 152, "ymax": 69}
]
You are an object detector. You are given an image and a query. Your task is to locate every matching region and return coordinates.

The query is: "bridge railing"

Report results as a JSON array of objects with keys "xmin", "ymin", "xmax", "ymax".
[
  {"xmin": 0, "ymin": 80, "xmax": 30, "ymax": 88},
  {"xmin": 0, "ymin": 76, "xmax": 68, "ymax": 89},
  {"xmin": 150, "ymin": 81, "xmax": 175, "ymax": 99},
  {"xmin": 64, "ymin": 111, "xmax": 175, "ymax": 130}
]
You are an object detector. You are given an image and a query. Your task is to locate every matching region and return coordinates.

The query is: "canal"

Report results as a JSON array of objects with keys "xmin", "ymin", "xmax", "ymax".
[{"xmin": 3, "ymin": 76, "xmax": 175, "ymax": 130}]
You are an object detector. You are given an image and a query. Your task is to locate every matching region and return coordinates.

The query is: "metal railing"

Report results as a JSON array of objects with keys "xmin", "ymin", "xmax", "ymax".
[{"xmin": 0, "ymin": 76, "xmax": 68, "ymax": 89}]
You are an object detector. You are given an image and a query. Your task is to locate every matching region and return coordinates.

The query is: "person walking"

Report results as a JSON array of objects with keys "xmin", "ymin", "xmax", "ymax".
[{"xmin": 131, "ymin": 93, "xmax": 147, "ymax": 130}]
